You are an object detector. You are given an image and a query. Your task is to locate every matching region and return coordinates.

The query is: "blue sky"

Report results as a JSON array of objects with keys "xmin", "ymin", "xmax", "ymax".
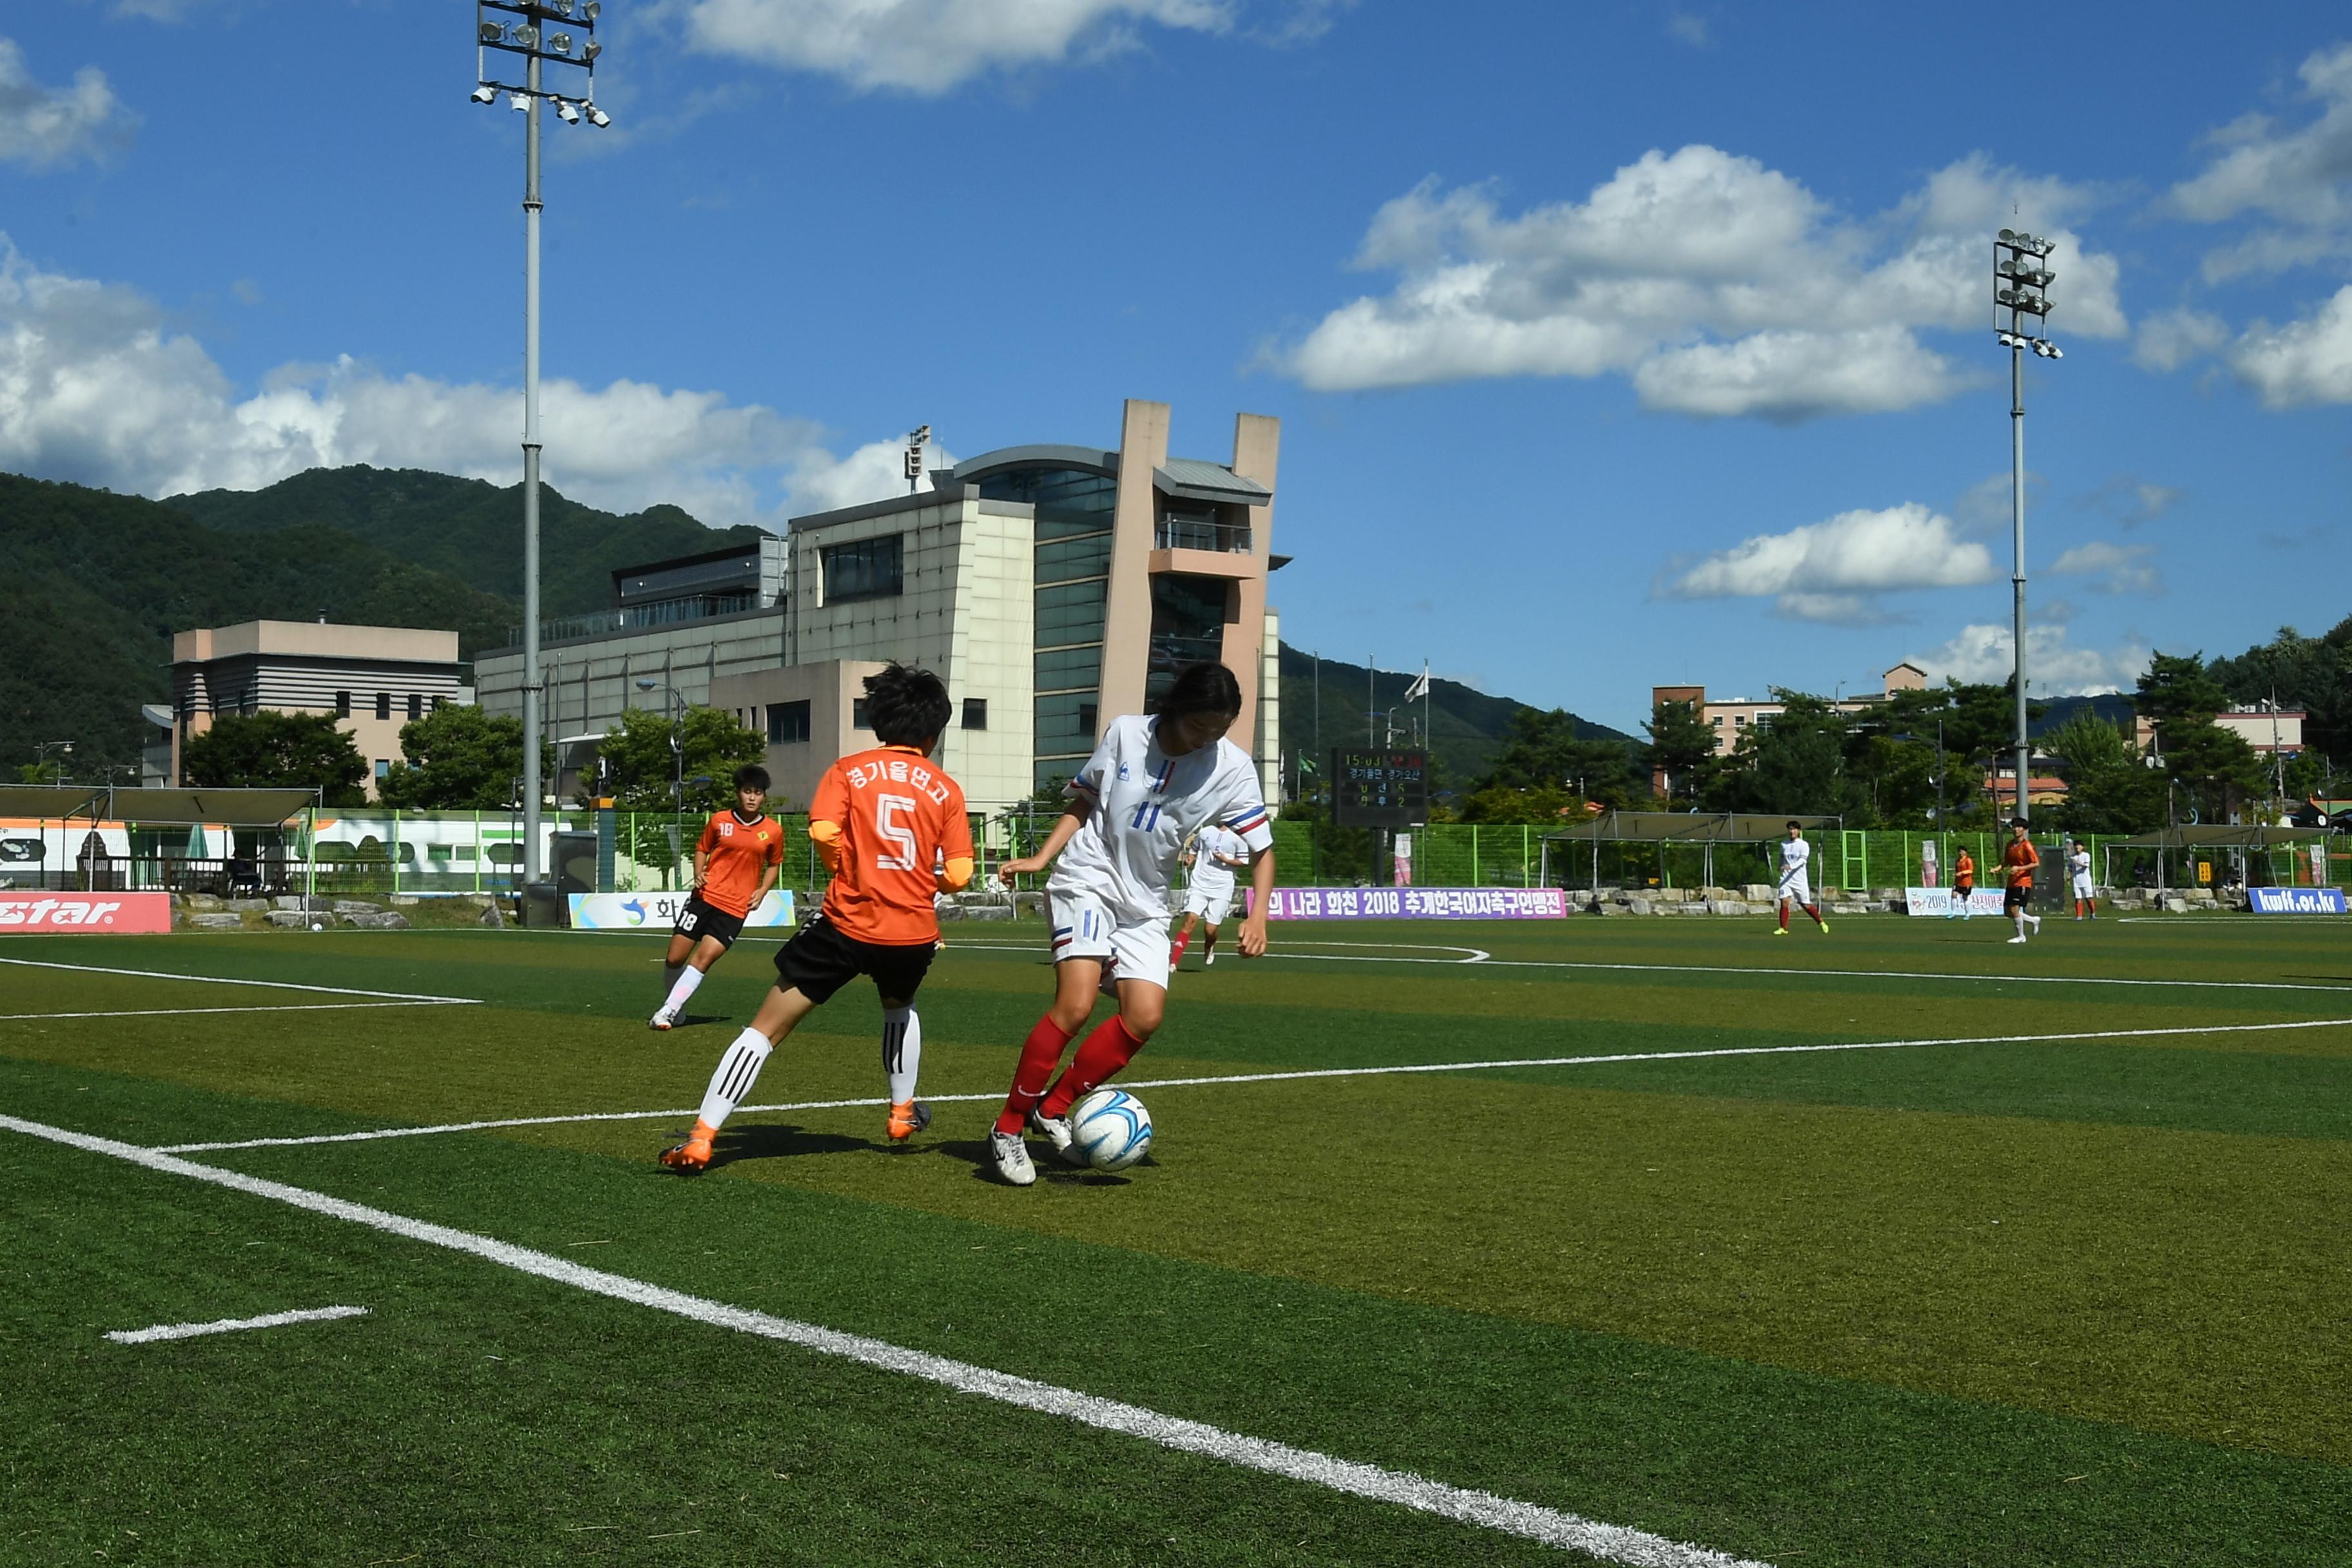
[{"xmin": 3, "ymin": 1, "xmax": 2348, "ymax": 730}]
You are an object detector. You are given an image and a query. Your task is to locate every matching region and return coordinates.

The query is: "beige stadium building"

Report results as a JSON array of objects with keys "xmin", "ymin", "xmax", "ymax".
[{"xmin": 474, "ymin": 398, "xmax": 1287, "ymax": 816}]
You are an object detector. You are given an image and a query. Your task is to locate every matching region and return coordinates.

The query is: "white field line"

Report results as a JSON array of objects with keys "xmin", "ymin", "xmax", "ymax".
[
  {"xmin": 0, "ymin": 1002, "xmax": 464, "ymax": 1023},
  {"xmin": 104, "ymin": 1304, "xmax": 368, "ymax": 1345},
  {"xmin": 5, "ymin": 1112, "xmax": 1765, "ymax": 1568},
  {"xmin": 946, "ymin": 941, "xmax": 2352, "ymax": 995},
  {"xmin": 0, "ymin": 956, "xmax": 480, "ymax": 1006},
  {"xmin": 150, "ymin": 1015, "xmax": 2352, "ymax": 1155}
]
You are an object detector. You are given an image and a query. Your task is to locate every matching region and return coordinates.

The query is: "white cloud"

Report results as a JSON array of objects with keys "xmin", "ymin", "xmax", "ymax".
[
  {"xmin": 2050, "ymin": 540, "xmax": 2161, "ymax": 595},
  {"xmin": 1908, "ymin": 622, "xmax": 2152, "ymax": 697},
  {"xmin": 1667, "ymin": 12, "xmax": 1709, "ymax": 47},
  {"xmin": 2166, "ymin": 44, "xmax": 2352, "ymax": 230},
  {"xmin": 1662, "ymin": 502, "xmax": 1998, "ymax": 622},
  {"xmin": 672, "ymin": 0, "xmax": 1242, "ymax": 93},
  {"xmin": 2076, "ymin": 474, "xmax": 2182, "ymax": 526},
  {"xmin": 0, "ymin": 235, "xmax": 913, "ymax": 527},
  {"xmin": 1275, "ymin": 147, "xmax": 2123, "ymax": 418},
  {"xmin": 0, "ymin": 36, "xmax": 132, "ymax": 170},
  {"xmin": 2131, "ymin": 306, "xmax": 2228, "ymax": 372},
  {"xmin": 2226, "ymin": 284, "xmax": 2352, "ymax": 407}
]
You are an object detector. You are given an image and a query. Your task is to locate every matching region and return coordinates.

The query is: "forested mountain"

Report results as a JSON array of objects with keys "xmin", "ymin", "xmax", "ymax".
[
  {"xmin": 1275, "ymin": 644, "xmax": 1629, "ymax": 790},
  {"xmin": 1, "ymin": 472, "xmax": 518, "ymax": 777},
  {"xmin": 167, "ymin": 466, "xmax": 765, "ymax": 620}
]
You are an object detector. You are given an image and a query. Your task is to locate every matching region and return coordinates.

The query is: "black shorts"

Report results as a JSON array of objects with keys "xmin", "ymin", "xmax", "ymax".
[
  {"xmin": 2004, "ymin": 883, "xmax": 2032, "ymax": 914},
  {"xmin": 774, "ymin": 915, "xmax": 935, "ymax": 1004},
  {"xmin": 1954, "ymin": 882, "xmax": 1974, "ymax": 900},
  {"xmin": 673, "ymin": 894, "xmax": 746, "ymax": 950}
]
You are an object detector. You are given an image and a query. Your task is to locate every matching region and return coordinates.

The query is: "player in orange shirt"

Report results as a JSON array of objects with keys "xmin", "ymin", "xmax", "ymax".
[
  {"xmin": 662, "ymin": 664, "xmax": 974, "ymax": 1171},
  {"xmin": 1946, "ymin": 845, "xmax": 1975, "ymax": 921},
  {"xmin": 2001, "ymin": 818, "xmax": 2043, "ymax": 945},
  {"xmin": 649, "ymin": 765, "xmax": 784, "ymax": 1030}
]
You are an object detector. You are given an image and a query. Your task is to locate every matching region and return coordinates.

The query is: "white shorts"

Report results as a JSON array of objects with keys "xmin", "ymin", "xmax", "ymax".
[
  {"xmin": 2073, "ymin": 875, "xmax": 2094, "ymax": 897},
  {"xmin": 1778, "ymin": 876, "xmax": 1812, "ymax": 906},
  {"xmin": 1182, "ymin": 881, "xmax": 1235, "ymax": 925},
  {"xmin": 1047, "ymin": 888, "xmax": 1170, "ymax": 992}
]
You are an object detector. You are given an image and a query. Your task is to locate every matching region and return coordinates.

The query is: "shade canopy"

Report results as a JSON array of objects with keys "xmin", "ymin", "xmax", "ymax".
[
  {"xmin": 0, "ymin": 785, "xmax": 316, "ymax": 826},
  {"xmin": 1544, "ymin": 811, "xmax": 1841, "ymax": 845},
  {"xmin": 2112, "ymin": 825, "xmax": 2329, "ymax": 850}
]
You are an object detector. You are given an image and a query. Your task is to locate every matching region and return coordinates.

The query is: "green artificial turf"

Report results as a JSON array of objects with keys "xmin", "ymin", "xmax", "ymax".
[{"xmin": 3, "ymin": 918, "xmax": 2350, "ymax": 1564}]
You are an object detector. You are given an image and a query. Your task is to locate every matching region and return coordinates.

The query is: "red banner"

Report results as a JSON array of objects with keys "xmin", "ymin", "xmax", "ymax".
[{"xmin": 0, "ymin": 892, "xmax": 174, "ymax": 934}]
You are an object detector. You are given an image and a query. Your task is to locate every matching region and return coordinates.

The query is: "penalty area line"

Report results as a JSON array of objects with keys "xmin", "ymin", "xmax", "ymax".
[
  {"xmin": 151, "ymin": 1015, "xmax": 2352, "ymax": 1154},
  {"xmin": 0, "ymin": 956, "xmax": 480, "ymax": 1006},
  {"xmin": 105, "ymin": 1305, "xmax": 368, "ymax": 1345},
  {"xmin": 0, "ymin": 1001, "xmax": 471, "ymax": 1023},
  {"xmin": 3, "ymin": 1110, "xmax": 1766, "ymax": 1568}
]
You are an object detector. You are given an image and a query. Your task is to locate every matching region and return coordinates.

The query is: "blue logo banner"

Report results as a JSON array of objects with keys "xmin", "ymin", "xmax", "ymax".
[{"xmin": 2249, "ymin": 887, "xmax": 2347, "ymax": 914}]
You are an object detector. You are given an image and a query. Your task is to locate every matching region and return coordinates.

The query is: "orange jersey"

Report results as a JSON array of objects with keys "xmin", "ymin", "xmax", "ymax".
[
  {"xmin": 810, "ymin": 746, "xmax": 972, "ymax": 946},
  {"xmin": 694, "ymin": 809, "xmax": 785, "ymax": 917},
  {"xmin": 2001, "ymin": 838, "xmax": 2039, "ymax": 888},
  {"xmin": 1953, "ymin": 850, "xmax": 1974, "ymax": 886}
]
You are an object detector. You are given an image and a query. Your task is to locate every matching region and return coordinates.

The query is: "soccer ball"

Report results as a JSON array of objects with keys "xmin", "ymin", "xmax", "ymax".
[{"xmin": 1069, "ymin": 1088, "xmax": 1153, "ymax": 1172}]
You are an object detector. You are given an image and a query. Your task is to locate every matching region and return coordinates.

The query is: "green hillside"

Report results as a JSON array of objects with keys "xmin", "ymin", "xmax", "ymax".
[
  {"xmin": 1277, "ymin": 645, "xmax": 1629, "ymax": 790},
  {"xmin": 166, "ymin": 466, "xmax": 766, "ymax": 620},
  {"xmin": 0, "ymin": 473, "xmax": 519, "ymax": 778}
]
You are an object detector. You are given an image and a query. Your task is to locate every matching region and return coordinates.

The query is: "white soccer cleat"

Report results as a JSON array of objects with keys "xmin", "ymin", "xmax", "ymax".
[
  {"xmin": 647, "ymin": 1009, "xmax": 676, "ymax": 1032},
  {"xmin": 2006, "ymin": 935, "xmax": 2027, "ymax": 945},
  {"xmin": 990, "ymin": 1129, "xmax": 1036, "ymax": 1186},
  {"xmin": 1204, "ymin": 950, "xmax": 1215, "ymax": 967},
  {"xmin": 1028, "ymin": 1107, "xmax": 1081, "ymax": 1165},
  {"xmin": 2028, "ymin": 914, "xmax": 2042, "ymax": 932}
]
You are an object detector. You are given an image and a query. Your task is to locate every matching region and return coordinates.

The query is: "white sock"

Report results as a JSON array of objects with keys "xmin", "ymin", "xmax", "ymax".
[
  {"xmin": 882, "ymin": 1007, "xmax": 921, "ymax": 1104},
  {"xmin": 662, "ymin": 962, "xmax": 683, "ymax": 1001},
  {"xmin": 660, "ymin": 964, "xmax": 707, "ymax": 1018},
  {"xmin": 696, "ymin": 1028, "xmax": 773, "ymax": 1131},
  {"xmin": 2014, "ymin": 914, "xmax": 2028, "ymax": 939}
]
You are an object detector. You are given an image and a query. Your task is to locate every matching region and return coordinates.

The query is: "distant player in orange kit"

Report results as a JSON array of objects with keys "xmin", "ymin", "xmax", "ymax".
[
  {"xmin": 649, "ymin": 765, "xmax": 783, "ymax": 1030},
  {"xmin": 660, "ymin": 665, "xmax": 974, "ymax": 1171}
]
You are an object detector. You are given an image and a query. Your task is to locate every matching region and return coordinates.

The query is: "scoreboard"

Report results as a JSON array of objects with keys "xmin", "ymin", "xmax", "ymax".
[{"xmin": 1330, "ymin": 748, "xmax": 1427, "ymax": 827}]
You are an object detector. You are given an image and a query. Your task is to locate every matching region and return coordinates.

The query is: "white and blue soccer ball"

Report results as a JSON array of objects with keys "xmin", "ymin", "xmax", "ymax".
[{"xmin": 1069, "ymin": 1088, "xmax": 1153, "ymax": 1172}]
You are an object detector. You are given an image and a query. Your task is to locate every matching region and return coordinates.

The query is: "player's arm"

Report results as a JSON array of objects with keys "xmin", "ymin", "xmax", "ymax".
[
  {"xmin": 936, "ymin": 796, "xmax": 975, "ymax": 893},
  {"xmin": 807, "ymin": 768, "xmax": 848, "ymax": 874},
  {"xmin": 752, "ymin": 832, "xmax": 783, "ymax": 903},
  {"xmin": 1237, "ymin": 845, "xmax": 1277, "ymax": 957},
  {"xmin": 998, "ymin": 804, "xmax": 1085, "ymax": 884}
]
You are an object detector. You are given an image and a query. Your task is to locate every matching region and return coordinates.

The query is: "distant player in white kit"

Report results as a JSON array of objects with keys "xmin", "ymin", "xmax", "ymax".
[
  {"xmin": 1169, "ymin": 823, "xmax": 1246, "ymax": 969},
  {"xmin": 1773, "ymin": 818, "xmax": 1829, "ymax": 936},
  {"xmin": 2069, "ymin": 837, "xmax": 2097, "ymax": 920},
  {"xmin": 987, "ymin": 662, "xmax": 1277, "ymax": 1186}
]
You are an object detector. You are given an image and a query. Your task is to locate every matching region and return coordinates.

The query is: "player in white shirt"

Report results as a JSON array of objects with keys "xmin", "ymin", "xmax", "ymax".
[
  {"xmin": 987, "ymin": 663, "xmax": 1277, "ymax": 1185},
  {"xmin": 2068, "ymin": 838, "xmax": 2096, "ymax": 920},
  {"xmin": 1170, "ymin": 823, "xmax": 1247, "ymax": 969},
  {"xmin": 1772, "ymin": 819, "xmax": 1829, "ymax": 936}
]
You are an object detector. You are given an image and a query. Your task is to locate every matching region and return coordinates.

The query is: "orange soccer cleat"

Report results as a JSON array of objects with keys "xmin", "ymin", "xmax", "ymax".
[
  {"xmin": 885, "ymin": 1099, "xmax": 932, "ymax": 1144},
  {"xmin": 660, "ymin": 1121, "xmax": 718, "ymax": 1173}
]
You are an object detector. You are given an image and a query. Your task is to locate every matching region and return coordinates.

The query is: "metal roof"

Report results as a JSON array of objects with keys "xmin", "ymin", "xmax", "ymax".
[
  {"xmin": 2113, "ymin": 825, "xmax": 2329, "ymax": 849},
  {"xmin": 0, "ymin": 785, "xmax": 317, "ymax": 825},
  {"xmin": 1153, "ymin": 456, "xmax": 1271, "ymax": 505},
  {"xmin": 945, "ymin": 446, "xmax": 1272, "ymax": 505},
  {"xmin": 1544, "ymin": 811, "xmax": 1842, "ymax": 843}
]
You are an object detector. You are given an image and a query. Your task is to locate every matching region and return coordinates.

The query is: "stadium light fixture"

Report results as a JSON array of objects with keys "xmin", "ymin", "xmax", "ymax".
[
  {"xmin": 1992, "ymin": 226, "xmax": 2062, "ymax": 825},
  {"xmin": 473, "ymin": 1, "xmax": 611, "ymax": 889}
]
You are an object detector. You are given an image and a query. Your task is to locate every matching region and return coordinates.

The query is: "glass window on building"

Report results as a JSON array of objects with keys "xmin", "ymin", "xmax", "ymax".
[
  {"xmin": 1034, "ymin": 692, "xmax": 1101, "ymax": 752},
  {"xmin": 336, "ymin": 691, "xmax": 351, "ymax": 718},
  {"xmin": 375, "ymin": 692, "xmax": 391, "ymax": 721},
  {"xmin": 408, "ymin": 692, "xmax": 423, "ymax": 720},
  {"xmin": 1035, "ymin": 580, "xmax": 1110, "ymax": 647},
  {"xmin": 767, "ymin": 701, "xmax": 811, "ymax": 744},
  {"xmin": 962, "ymin": 699, "xmax": 987, "ymax": 731},
  {"xmin": 823, "ymin": 534, "xmax": 904, "ymax": 603},
  {"xmin": 1034, "ymin": 645, "xmax": 1102, "ymax": 693},
  {"xmin": 1035, "ymin": 533, "xmax": 1113, "ymax": 585},
  {"xmin": 1148, "ymin": 574, "xmax": 1231, "ymax": 699},
  {"xmin": 975, "ymin": 466, "xmax": 1117, "ymax": 540},
  {"xmin": 852, "ymin": 698, "xmax": 870, "ymax": 730}
]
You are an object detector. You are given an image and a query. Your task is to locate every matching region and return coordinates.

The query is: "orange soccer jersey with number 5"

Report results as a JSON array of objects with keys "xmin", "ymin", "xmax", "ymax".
[{"xmin": 809, "ymin": 745, "xmax": 973, "ymax": 946}]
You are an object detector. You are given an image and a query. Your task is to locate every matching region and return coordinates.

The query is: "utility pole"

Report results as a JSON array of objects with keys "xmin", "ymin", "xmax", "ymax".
[{"xmin": 1994, "ymin": 227, "xmax": 2060, "ymax": 825}]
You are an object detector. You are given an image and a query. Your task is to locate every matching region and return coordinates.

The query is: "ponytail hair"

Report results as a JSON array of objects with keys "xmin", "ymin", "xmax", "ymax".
[{"xmin": 1153, "ymin": 662, "xmax": 1243, "ymax": 722}]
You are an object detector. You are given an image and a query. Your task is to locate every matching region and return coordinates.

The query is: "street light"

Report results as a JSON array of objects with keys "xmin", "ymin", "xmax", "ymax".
[
  {"xmin": 1994, "ymin": 226, "xmax": 2060, "ymax": 824},
  {"xmin": 35, "ymin": 740, "xmax": 74, "ymax": 783},
  {"xmin": 636, "ymin": 680, "xmax": 687, "ymax": 809},
  {"xmin": 474, "ymin": 3, "xmax": 612, "ymax": 892}
]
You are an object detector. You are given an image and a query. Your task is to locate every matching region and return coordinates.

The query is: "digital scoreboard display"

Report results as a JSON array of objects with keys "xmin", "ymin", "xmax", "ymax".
[{"xmin": 1330, "ymin": 749, "xmax": 1428, "ymax": 827}]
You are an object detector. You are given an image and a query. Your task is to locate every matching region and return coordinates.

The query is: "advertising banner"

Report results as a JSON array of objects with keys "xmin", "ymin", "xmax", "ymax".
[
  {"xmin": 0, "ymin": 892, "xmax": 173, "ymax": 934},
  {"xmin": 1903, "ymin": 887, "xmax": 2009, "ymax": 916},
  {"xmin": 1255, "ymin": 887, "xmax": 1567, "ymax": 921},
  {"xmin": 2250, "ymin": 887, "xmax": 2347, "ymax": 914},
  {"xmin": 567, "ymin": 889, "xmax": 795, "ymax": 931}
]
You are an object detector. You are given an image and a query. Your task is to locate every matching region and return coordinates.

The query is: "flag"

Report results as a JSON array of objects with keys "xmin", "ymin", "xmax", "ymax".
[{"xmin": 1404, "ymin": 666, "xmax": 1431, "ymax": 702}]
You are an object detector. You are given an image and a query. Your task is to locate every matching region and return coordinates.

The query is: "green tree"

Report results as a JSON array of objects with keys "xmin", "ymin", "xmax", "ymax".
[
  {"xmin": 377, "ymin": 704, "xmax": 551, "ymax": 810},
  {"xmin": 1643, "ymin": 698, "xmax": 1718, "ymax": 805},
  {"xmin": 181, "ymin": 712, "xmax": 368, "ymax": 805},
  {"xmin": 598, "ymin": 705, "xmax": 769, "ymax": 816},
  {"xmin": 1705, "ymin": 692, "xmax": 1865, "ymax": 819},
  {"xmin": 2136, "ymin": 651, "xmax": 2268, "ymax": 822},
  {"xmin": 2045, "ymin": 712, "xmax": 2161, "ymax": 835},
  {"xmin": 2209, "ymin": 620, "xmax": 2352, "ymax": 774},
  {"xmin": 1478, "ymin": 708, "xmax": 1642, "ymax": 809}
]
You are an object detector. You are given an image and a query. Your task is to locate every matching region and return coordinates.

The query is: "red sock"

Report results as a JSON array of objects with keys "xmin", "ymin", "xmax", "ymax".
[
  {"xmin": 994, "ymin": 1014, "xmax": 1075, "ymax": 1135},
  {"xmin": 1041, "ymin": 1015, "xmax": 1146, "ymax": 1119},
  {"xmin": 1779, "ymin": 903, "xmax": 1790, "ymax": 930},
  {"xmin": 1170, "ymin": 930, "xmax": 1191, "ymax": 960},
  {"xmin": 1807, "ymin": 904, "xmax": 1823, "ymax": 925}
]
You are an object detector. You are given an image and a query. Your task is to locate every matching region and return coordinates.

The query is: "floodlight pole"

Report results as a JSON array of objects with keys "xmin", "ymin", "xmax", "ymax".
[
  {"xmin": 2009, "ymin": 339, "xmax": 2027, "ymax": 824},
  {"xmin": 522, "ymin": 47, "xmax": 545, "ymax": 888}
]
